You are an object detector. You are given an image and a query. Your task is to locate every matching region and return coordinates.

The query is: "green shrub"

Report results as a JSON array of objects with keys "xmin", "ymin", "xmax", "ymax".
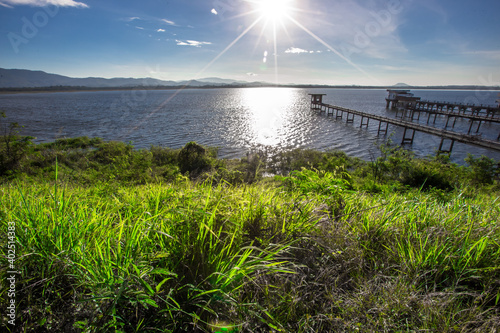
[
  {"xmin": 41, "ymin": 136, "xmax": 103, "ymax": 150},
  {"xmin": 239, "ymin": 151, "xmax": 265, "ymax": 184},
  {"xmin": 177, "ymin": 141, "xmax": 214, "ymax": 177},
  {"xmin": 150, "ymin": 145, "xmax": 179, "ymax": 166},
  {"xmin": 319, "ymin": 150, "xmax": 361, "ymax": 173},
  {"xmin": 0, "ymin": 112, "xmax": 34, "ymax": 176},
  {"xmin": 465, "ymin": 153, "xmax": 498, "ymax": 185},
  {"xmin": 400, "ymin": 160, "xmax": 454, "ymax": 191},
  {"xmin": 371, "ymin": 142, "xmax": 460, "ymax": 191},
  {"xmin": 89, "ymin": 140, "xmax": 133, "ymax": 165}
]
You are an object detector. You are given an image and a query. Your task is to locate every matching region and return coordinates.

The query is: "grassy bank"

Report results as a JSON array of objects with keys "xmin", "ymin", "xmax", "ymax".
[{"xmin": 1, "ymin": 133, "xmax": 500, "ymax": 332}]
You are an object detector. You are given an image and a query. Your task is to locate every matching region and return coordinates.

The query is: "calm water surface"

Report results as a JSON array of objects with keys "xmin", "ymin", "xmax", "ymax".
[{"xmin": 1, "ymin": 87, "xmax": 499, "ymax": 163}]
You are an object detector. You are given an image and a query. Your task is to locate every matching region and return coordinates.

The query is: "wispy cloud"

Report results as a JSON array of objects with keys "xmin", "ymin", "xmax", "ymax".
[
  {"xmin": 0, "ymin": 0, "xmax": 88, "ymax": 7},
  {"xmin": 285, "ymin": 47, "xmax": 322, "ymax": 54},
  {"xmin": 161, "ymin": 19, "xmax": 176, "ymax": 26},
  {"xmin": 125, "ymin": 17, "xmax": 141, "ymax": 22},
  {"xmin": 285, "ymin": 47, "xmax": 309, "ymax": 54},
  {"xmin": 157, "ymin": 28, "xmax": 166, "ymax": 33},
  {"xmin": 176, "ymin": 39, "xmax": 212, "ymax": 47}
]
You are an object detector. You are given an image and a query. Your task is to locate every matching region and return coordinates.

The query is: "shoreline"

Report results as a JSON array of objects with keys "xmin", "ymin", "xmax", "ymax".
[{"xmin": 1, "ymin": 85, "xmax": 500, "ymax": 95}]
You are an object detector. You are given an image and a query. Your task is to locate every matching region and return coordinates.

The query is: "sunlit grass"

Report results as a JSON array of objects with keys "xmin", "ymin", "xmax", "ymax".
[
  {"xmin": 1, "ymin": 137, "xmax": 499, "ymax": 331},
  {"xmin": 0, "ymin": 178, "xmax": 324, "ymax": 331}
]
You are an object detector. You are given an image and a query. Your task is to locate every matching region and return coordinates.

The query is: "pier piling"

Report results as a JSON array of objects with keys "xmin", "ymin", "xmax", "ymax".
[
  {"xmin": 467, "ymin": 120, "xmax": 483, "ymax": 135},
  {"xmin": 360, "ymin": 116, "xmax": 370, "ymax": 128},
  {"xmin": 438, "ymin": 138, "xmax": 455, "ymax": 156},
  {"xmin": 401, "ymin": 128, "xmax": 416, "ymax": 145},
  {"xmin": 346, "ymin": 112, "xmax": 354, "ymax": 124},
  {"xmin": 378, "ymin": 121, "xmax": 389, "ymax": 135}
]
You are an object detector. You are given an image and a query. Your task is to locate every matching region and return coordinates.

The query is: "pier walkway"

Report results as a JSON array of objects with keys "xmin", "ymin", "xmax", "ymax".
[
  {"xmin": 310, "ymin": 94, "xmax": 500, "ymax": 154},
  {"xmin": 395, "ymin": 106, "xmax": 500, "ymax": 135},
  {"xmin": 412, "ymin": 100, "xmax": 499, "ymax": 119},
  {"xmin": 386, "ymin": 90, "xmax": 500, "ymax": 122}
]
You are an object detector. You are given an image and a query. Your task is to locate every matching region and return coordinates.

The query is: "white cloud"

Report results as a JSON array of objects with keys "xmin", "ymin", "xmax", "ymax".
[
  {"xmin": 211, "ymin": 8, "xmax": 218, "ymax": 15},
  {"xmin": 285, "ymin": 47, "xmax": 312, "ymax": 54},
  {"xmin": 125, "ymin": 17, "xmax": 141, "ymax": 22},
  {"xmin": 161, "ymin": 19, "xmax": 176, "ymax": 26},
  {"xmin": 157, "ymin": 29, "xmax": 166, "ymax": 32},
  {"xmin": 135, "ymin": 26, "xmax": 144, "ymax": 30},
  {"xmin": 0, "ymin": 0, "xmax": 88, "ymax": 7},
  {"xmin": 284, "ymin": 48, "xmax": 324, "ymax": 55},
  {"xmin": 176, "ymin": 40, "xmax": 212, "ymax": 47}
]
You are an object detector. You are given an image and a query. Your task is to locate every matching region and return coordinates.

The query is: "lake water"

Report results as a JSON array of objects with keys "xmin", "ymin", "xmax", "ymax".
[{"xmin": 1, "ymin": 87, "xmax": 499, "ymax": 163}]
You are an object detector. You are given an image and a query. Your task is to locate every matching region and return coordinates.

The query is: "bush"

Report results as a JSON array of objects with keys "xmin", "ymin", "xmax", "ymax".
[
  {"xmin": 177, "ymin": 141, "xmax": 214, "ymax": 177},
  {"xmin": 465, "ymin": 154, "xmax": 498, "ymax": 185},
  {"xmin": 401, "ymin": 160, "xmax": 454, "ymax": 191},
  {"xmin": 41, "ymin": 136, "xmax": 103, "ymax": 150},
  {"xmin": 150, "ymin": 145, "xmax": 178, "ymax": 166},
  {"xmin": 89, "ymin": 140, "xmax": 133, "ymax": 165},
  {"xmin": 371, "ymin": 142, "xmax": 459, "ymax": 191},
  {"xmin": 239, "ymin": 151, "xmax": 265, "ymax": 184},
  {"xmin": 0, "ymin": 112, "xmax": 34, "ymax": 177}
]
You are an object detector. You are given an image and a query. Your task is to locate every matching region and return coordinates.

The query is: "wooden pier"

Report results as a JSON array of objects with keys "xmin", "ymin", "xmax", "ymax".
[
  {"xmin": 387, "ymin": 89, "xmax": 500, "ymax": 119},
  {"xmin": 395, "ymin": 106, "xmax": 500, "ymax": 138},
  {"xmin": 310, "ymin": 94, "xmax": 500, "ymax": 154},
  {"xmin": 387, "ymin": 89, "xmax": 500, "ymax": 139},
  {"xmin": 412, "ymin": 100, "xmax": 499, "ymax": 118},
  {"xmin": 396, "ymin": 106, "xmax": 500, "ymax": 124}
]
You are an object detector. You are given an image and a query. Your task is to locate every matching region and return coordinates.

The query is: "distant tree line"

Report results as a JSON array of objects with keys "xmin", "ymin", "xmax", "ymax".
[{"xmin": 1, "ymin": 84, "xmax": 499, "ymax": 94}]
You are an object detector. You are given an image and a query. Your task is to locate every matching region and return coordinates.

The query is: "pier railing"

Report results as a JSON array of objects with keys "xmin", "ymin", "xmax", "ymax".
[{"xmin": 412, "ymin": 100, "xmax": 499, "ymax": 118}]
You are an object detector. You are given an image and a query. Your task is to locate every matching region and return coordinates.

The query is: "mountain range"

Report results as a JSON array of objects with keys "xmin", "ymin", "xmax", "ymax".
[
  {"xmin": 1, "ymin": 68, "xmax": 499, "ymax": 90},
  {"xmin": 0, "ymin": 68, "xmax": 259, "ymax": 89}
]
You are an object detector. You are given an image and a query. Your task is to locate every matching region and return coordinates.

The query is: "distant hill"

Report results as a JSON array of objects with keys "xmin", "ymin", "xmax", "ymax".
[
  {"xmin": 0, "ymin": 68, "xmax": 253, "ymax": 88},
  {"xmin": 1, "ymin": 68, "xmax": 499, "ymax": 91},
  {"xmin": 0, "ymin": 68, "xmax": 71, "ymax": 88}
]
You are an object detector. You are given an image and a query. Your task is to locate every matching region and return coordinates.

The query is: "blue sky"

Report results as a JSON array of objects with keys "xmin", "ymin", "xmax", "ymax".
[{"xmin": 1, "ymin": 0, "xmax": 499, "ymax": 85}]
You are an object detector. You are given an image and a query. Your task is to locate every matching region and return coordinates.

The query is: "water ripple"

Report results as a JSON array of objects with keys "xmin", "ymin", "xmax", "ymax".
[{"xmin": 0, "ymin": 88, "xmax": 498, "ymax": 163}]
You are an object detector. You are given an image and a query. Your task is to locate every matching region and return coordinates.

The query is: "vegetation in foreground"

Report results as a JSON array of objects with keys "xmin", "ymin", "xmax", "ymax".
[{"xmin": 1, "ymin": 126, "xmax": 500, "ymax": 332}]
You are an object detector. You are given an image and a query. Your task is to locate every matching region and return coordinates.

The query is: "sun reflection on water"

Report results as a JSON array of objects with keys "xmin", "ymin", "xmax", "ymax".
[{"xmin": 240, "ymin": 87, "xmax": 297, "ymax": 146}]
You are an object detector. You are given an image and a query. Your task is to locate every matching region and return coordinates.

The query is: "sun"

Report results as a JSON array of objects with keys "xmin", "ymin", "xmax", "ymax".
[{"xmin": 253, "ymin": 0, "xmax": 293, "ymax": 21}]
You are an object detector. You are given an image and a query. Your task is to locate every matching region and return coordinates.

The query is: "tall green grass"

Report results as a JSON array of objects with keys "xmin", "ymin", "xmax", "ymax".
[
  {"xmin": 1, "ymin": 138, "xmax": 499, "ymax": 331},
  {"xmin": 2, "ymin": 174, "xmax": 500, "ymax": 331},
  {"xmin": 237, "ymin": 187, "xmax": 500, "ymax": 332},
  {"xmin": 1, "ymin": 178, "xmax": 325, "ymax": 331}
]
